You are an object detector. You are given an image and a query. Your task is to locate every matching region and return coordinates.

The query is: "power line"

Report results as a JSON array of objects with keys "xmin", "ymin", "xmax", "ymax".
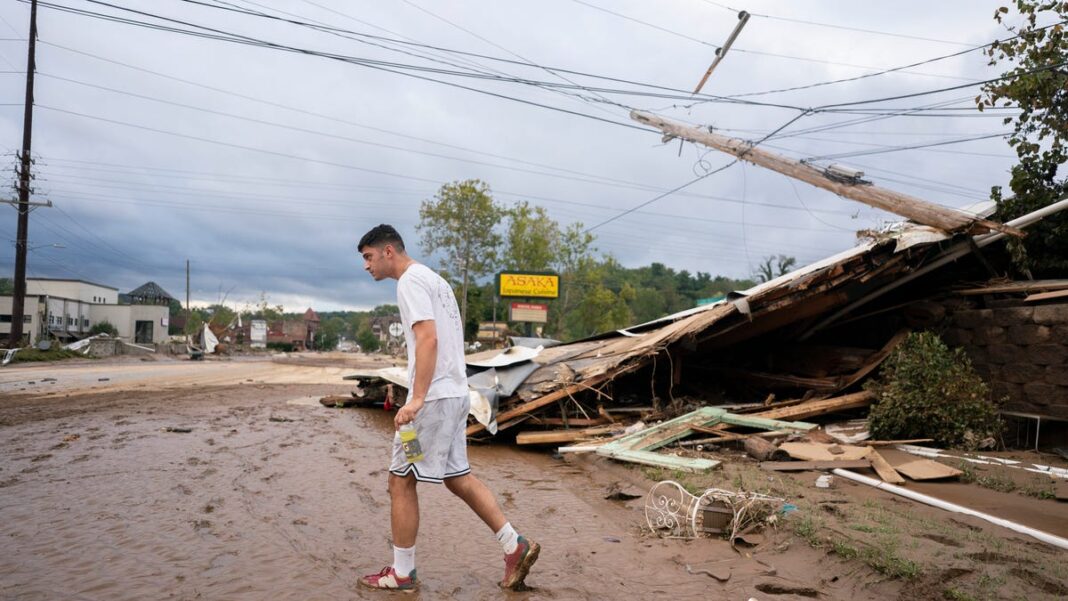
[
  {"xmin": 569, "ymin": 0, "xmax": 970, "ymax": 81},
  {"xmin": 815, "ymin": 59, "xmax": 1068, "ymax": 109},
  {"xmin": 585, "ymin": 110, "xmax": 814, "ymax": 232},
  {"xmin": 39, "ymin": 154, "xmax": 872, "ymax": 219},
  {"xmin": 802, "ymin": 132, "xmax": 1009, "ymax": 161},
  {"xmin": 699, "ymin": 0, "xmax": 974, "ymax": 46},
  {"xmin": 40, "ymin": 42, "xmax": 656, "ymax": 186}
]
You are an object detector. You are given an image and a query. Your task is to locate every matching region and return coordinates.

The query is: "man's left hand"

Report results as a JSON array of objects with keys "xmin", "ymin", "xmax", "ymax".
[{"xmin": 394, "ymin": 398, "xmax": 425, "ymax": 429}]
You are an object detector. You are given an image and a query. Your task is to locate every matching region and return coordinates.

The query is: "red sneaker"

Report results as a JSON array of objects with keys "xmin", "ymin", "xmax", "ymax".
[
  {"xmin": 358, "ymin": 566, "xmax": 418, "ymax": 593},
  {"xmin": 500, "ymin": 536, "xmax": 540, "ymax": 589}
]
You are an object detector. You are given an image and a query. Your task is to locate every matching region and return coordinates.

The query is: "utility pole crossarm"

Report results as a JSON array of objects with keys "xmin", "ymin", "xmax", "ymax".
[
  {"xmin": 630, "ymin": 110, "xmax": 1025, "ymax": 238},
  {"xmin": 2, "ymin": 198, "xmax": 51, "ymax": 207}
]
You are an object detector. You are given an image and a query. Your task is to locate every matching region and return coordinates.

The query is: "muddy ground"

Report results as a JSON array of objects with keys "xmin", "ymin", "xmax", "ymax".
[{"xmin": 1, "ymin": 355, "xmax": 1065, "ymax": 600}]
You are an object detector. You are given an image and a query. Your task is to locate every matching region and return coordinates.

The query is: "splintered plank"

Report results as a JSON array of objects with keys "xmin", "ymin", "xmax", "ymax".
[
  {"xmin": 761, "ymin": 459, "xmax": 871, "ymax": 472},
  {"xmin": 613, "ymin": 407, "xmax": 728, "ymax": 451},
  {"xmin": 597, "ymin": 447, "xmax": 719, "ymax": 473},
  {"xmin": 868, "ymin": 450, "xmax": 906, "ymax": 484},
  {"xmin": 749, "ymin": 391, "xmax": 875, "ymax": 422},
  {"xmin": 515, "ymin": 425, "xmax": 621, "ymax": 445}
]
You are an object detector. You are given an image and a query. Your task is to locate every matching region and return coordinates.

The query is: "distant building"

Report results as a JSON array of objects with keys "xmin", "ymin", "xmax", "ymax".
[
  {"xmin": 0, "ymin": 277, "xmax": 168, "ymax": 345},
  {"xmin": 122, "ymin": 281, "xmax": 177, "ymax": 306},
  {"xmin": 263, "ymin": 308, "xmax": 320, "ymax": 350},
  {"xmin": 370, "ymin": 314, "xmax": 402, "ymax": 344}
]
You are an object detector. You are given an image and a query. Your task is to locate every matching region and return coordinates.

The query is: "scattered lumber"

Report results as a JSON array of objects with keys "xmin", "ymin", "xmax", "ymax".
[
  {"xmin": 748, "ymin": 391, "xmax": 876, "ymax": 422},
  {"xmin": 868, "ymin": 450, "xmax": 906, "ymax": 484},
  {"xmin": 530, "ymin": 417, "xmax": 610, "ymax": 427},
  {"xmin": 466, "ymin": 374, "xmax": 612, "ymax": 436},
  {"xmin": 320, "ymin": 395, "xmax": 354, "ymax": 407},
  {"xmin": 595, "ymin": 407, "xmax": 816, "ymax": 473},
  {"xmin": 779, "ymin": 442, "xmax": 872, "ymax": 462},
  {"xmin": 879, "ymin": 449, "xmax": 962, "ymax": 480},
  {"xmin": 744, "ymin": 437, "xmax": 787, "ymax": 461},
  {"xmin": 957, "ymin": 279, "xmax": 1068, "ymax": 296},
  {"xmin": 516, "ymin": 425, "xmax": 622, "ymax": 445},
  {"xmin": 1055, "ymin": 479, "xmax": 1068, "ymax": 502},
  {"xmin": 1026, "ymin": 289, "xmax": 1068, "ymax": 302},
  {"xmin": 862, "ymin": 439, "xmax": 933, "ymax": 447},
  {"xmin": 761, "ymin": 459, "xmax": 871, "ymax": 472}
]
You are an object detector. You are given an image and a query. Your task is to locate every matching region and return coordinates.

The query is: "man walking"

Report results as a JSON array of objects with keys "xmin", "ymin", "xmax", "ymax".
[{"xmin": 356, "ymin": 224, "xmax": 539, "ymax": 592}]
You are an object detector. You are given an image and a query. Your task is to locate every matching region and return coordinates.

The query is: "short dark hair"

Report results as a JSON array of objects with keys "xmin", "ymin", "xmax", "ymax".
[{"xmin": 358, "ymin": 224, "xmax": 406, "ymax": 252}]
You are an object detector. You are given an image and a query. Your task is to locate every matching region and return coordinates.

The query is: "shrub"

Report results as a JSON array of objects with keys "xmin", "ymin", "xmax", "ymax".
[
  {"xmin": 266, "ymin": 342, "xmax": 294, "ymax": 352},
  {"xmin": 88, "ymin": 320, "xmax": 119, "ymax": 337},
  {"xmin": 865, "ymin": 332, "xmax": 1002, "ymax": 449}
]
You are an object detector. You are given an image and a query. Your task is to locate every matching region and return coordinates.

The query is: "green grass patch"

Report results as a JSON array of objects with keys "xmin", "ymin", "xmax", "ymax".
[
  {"xmin": 942, "ymin": 588, "xmax": 977, "ymax": 601},
  {"xmin": 10, "ymin": 348, "xmax": 86, "ymax": 362}
]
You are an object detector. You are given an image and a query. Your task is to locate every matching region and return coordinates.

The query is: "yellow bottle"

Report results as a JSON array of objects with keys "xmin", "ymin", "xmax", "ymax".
[{"xmin": 399, "ymin": 423, "xmax": 424, "ymax": 463}]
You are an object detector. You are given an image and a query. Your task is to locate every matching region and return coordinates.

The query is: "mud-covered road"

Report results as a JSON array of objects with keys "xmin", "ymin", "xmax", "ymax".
[
  {"xmin": 0, "ymin": 356, "xmax": 906, "ymax": 600},
  {"xmin": 4, "ymin": 360, "xmax": 1063, "ymax": 597}
]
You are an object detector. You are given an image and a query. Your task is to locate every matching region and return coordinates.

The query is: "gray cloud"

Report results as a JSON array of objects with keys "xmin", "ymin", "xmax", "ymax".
[{"xmin": 0, "ymin": 0, "xmax": 1018, "ymax": 311}]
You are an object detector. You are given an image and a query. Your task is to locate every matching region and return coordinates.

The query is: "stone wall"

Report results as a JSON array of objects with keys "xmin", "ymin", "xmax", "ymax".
[{"xmin": 942, "ymin": 303, "xmax": 1068, "ymax": 418}]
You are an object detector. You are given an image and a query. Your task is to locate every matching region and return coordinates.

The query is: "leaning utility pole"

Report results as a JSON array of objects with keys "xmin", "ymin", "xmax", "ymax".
[
  {"xmin": 630, "ymin": 110, "xmax": 1025, "ymax": 238},
  {"xmin": 8, "ymin": 0, "xmax": 38, "ymax": 348}
]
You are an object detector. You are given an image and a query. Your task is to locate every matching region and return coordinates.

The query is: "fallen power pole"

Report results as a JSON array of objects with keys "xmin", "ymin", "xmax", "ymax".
[
  {"xmin": 8, "ymin": 0, "xmax": 40, "ymax": 348},
  {"xmin": 630, "ymin": 110, "xmax": 1025, "ymax": 238}
]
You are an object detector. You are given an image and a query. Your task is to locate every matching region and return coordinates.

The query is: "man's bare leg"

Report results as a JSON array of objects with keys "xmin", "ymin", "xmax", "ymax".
[
  {"xmin": 444, "ymin": 473, "xmax": 506, "ymax": 531},
  {"xmin": 359, "ymin": 473, "xmax": 420, "ymax": 590},
  {"xmin": 389, "ymin": 473, "xmax": 419, "ymax": 547},
  {"xmin": 445, "ymin": 473, "xmax": 539, "ymax": 589}
]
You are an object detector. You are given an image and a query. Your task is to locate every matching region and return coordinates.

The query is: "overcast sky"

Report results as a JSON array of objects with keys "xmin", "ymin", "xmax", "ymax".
[{"xmin": 0, "ymin": 0, "xmax": 1025, "ymax": 312}]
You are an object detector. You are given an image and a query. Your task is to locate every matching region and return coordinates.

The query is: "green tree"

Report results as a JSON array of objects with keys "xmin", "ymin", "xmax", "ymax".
[
  {"xmin": 184, "ymin": 311, "xmax": 204, "ymax": 336},
  {"xmin": 548, "ymin": 222, "xmax": 597, "ymax": 338},
  {"xmin": 418, "ymin": 179, "xmax": 505, "ymax": 331},
  {"xmin": 0, "ymin": 278, "xmax": 11, "ymax": 295},
  {"xmin": 206, "ymin": 304, "xmax": 236, "ymax": 327},
  {"xmin": 251, "ymin": 292, "xmax": 284, "ymax": 322},
  {"xmin": 503, "ymin": 201, "xmax": 559, "ymax": 271},
  {"xmin": 979, "ymin": 2, "xmax": 1068, "ymax": 274},
  {"xmin": 88, "ymin": 320, "xmax": 118, "ymax": 336},
  {"xmin": 370, "ymin": 304, "xmax": 399, "ymax": 317},
  {"xmin": 754, "ymin": 255, "xmax": 797, "ymax": 283},
  {"xmin": 318, "ymin": 315, "xmax": 347, "ymax": 350},
  {"xmin": 356, "ymin": 326, "xmax": 382, "ymax": 354}
]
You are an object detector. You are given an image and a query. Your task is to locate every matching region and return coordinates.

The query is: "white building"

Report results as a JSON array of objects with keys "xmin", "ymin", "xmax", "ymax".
[{"xmin": 0, "ymin": 278, "xmax": 168, "ymax": 346}]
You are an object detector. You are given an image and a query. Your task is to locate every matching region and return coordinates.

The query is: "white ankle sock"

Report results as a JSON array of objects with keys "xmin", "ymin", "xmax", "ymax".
[
  {"xmin": 392, "ymin": 545, "xmax": 415, "ymax": 578},
  {"xmin": 495, "ymin": 522, "xmax": 520, "ymax": 555}
]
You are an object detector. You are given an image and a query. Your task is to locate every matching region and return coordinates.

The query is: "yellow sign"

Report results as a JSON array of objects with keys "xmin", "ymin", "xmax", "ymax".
[{"xmin": 499, "ymin": 272, "xmax": 559, "ymax": 299}]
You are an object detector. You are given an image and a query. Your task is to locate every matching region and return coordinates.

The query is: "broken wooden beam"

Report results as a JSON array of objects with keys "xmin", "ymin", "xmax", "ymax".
[
  {"xmin": 744, "ymin": 436, "xmax": 788, "ymax": 461},
  {"xmin": 630, "ymin": 110, "xmax": 1025, "ymax": 237},
  {"xmin": 748, "ymin": 390, "xmax": 876, "ymax": 422},
  {"xmin": 529, "ymin": 416, "xmax": 610, "ymax": 427},
  {"xmin": 515, "ymin": 425, "xmax": 622, "ymax": 445},
  {"xmin": 869, "ymin": 449, "xmax": 906, "ymax": 484}
]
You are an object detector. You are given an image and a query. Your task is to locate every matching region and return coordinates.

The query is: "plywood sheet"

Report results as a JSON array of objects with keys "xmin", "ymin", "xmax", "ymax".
[
  {"xmin": 886, "ymin": 457, "xmax": 963, "ymax": 481},
  {"xmin": 779, "ymin": 442, "xmax": 872, "ymax": 462}
]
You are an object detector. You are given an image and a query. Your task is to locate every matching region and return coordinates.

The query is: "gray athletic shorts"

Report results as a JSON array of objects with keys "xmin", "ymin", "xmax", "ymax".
[{"xmin": 389, "ymin": 395, "xmax": 471, "ymax": 484}]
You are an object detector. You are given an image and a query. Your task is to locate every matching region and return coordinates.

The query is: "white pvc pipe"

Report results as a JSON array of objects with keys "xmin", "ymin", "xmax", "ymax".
[{"xmin": 832, "ymin": 468, "xmax": 1068, "ymax": 551}]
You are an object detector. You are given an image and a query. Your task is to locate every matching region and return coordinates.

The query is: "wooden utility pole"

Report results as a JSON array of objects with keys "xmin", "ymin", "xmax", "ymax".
[
  {"xmin": 185, "ymin": 259, "xmax": 190, "ymax": 311},
  {"xmin": 9, "ymin": 0, "xmax": 38, "ymax": 348},
  {"xmin": 630, "ymin": 110, "xmax": 1025, "ymax": 237},
  {"xmin": 693, "ymin": 11, "xmax": 750, "ymax": 94}
]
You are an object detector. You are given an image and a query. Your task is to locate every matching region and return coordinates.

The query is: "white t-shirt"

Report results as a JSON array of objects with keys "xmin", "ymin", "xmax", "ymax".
[{"xmin": 396, "ymin": 263, "xmax": 468, "ymax": 402}]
